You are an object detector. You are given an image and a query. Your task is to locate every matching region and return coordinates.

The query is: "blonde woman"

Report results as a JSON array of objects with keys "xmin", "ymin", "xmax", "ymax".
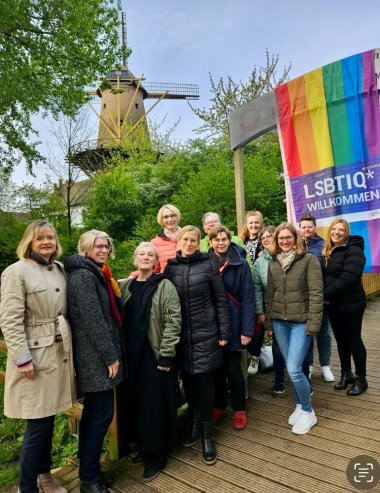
[
  {"xmin": 120, "ymin": 242, "xmax": 181, "ymax": 482},
  {"xmin": 151, "ymin": 204, "xmax": 181, "ymax": 272},
  {"xmin": 64, "ymin": 230, "xmax": 123, "ymax": 493},
  {"xmin": 322, "ymin": 218, "xmax": 367, "ymax": 396},
  {"xmin": 165, "ymin": 226, "xmax": 230, "ymax": 465},
  {"xmin": 0, "ymin": 220, "xmax": 75, "ymax": 493}
]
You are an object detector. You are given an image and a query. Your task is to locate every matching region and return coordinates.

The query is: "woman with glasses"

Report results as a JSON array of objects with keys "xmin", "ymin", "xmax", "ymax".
[
  {"xmin": 252, "ymin": 226, "xmax": 287, "ymax": 393},
  {"xmin": 64, "ymin": 230, "xmax": 124, "ymax": 493},
  {"xmin": 208, "ymin": 226, "xmax": 254, "ymax": 431},
  {"xmin": 165, "ymin": 226, "xmax": 230, "ymax": 465},
  {"xmin": 0, "ymin": 220, "xmax": 75, "ymax": 493},
  {"xmin": 150, "ymin": 204, "xmax": 181, "ymax": 272},
  {"xmin": 265, "ymin": 223, "xmax": 323, "ymax": 435}
]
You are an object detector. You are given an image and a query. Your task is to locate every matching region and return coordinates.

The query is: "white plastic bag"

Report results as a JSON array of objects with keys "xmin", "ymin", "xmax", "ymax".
[{"xmin": 259, "ymin": 345, "xmax": 273, "ymax": 370}]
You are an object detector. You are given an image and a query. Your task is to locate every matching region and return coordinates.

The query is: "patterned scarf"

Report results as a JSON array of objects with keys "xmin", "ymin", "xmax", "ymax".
[
  {"xmin": 164, "ymin": 226, "xmax": 181, "ymax": 241},
  {"xmin": 101, "ymin": 263, "xmax": 124, "ymax": 327},
  {"xmin": 276, "ymin": 250, "xmax": 297, "ymax": 273}
]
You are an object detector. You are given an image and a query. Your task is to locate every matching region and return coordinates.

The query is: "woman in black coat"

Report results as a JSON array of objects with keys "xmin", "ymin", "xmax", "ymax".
[
  {"xmin": 164, "ymin": 225, "xmax": 230, "ymax": 465},
  {"xmin": 322, "ymin": 218, "xmax": 368, "ymax": 396},
  {"xmin": 65, "ymin": 230, "xmax": 123, "ymax": 493}
]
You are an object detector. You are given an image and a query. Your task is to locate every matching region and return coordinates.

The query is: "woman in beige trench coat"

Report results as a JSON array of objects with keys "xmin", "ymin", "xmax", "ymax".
[{"xmin": 0, "ymin": 220, "xmax": 75, "ymax": 493}]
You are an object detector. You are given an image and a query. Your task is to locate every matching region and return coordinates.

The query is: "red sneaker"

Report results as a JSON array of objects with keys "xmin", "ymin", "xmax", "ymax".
[
  {"xmin": 233, "ymin": 411, "xmax": 247, "ymax": 431},
  {"xmin": 212, "ymin": 408, "xmax": 228, "ymax": 423}
]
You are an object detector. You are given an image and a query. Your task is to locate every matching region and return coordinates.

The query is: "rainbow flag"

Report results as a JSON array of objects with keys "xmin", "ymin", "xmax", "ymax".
[{"xmin": 274, "ymin": 48, "xmax": 380, "ymax": 272}]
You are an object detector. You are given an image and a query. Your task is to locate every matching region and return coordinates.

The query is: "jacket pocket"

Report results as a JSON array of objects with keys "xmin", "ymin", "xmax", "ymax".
[{"xmin": 27, "ymin": 335, "xmax": 54, "ymax": 371}]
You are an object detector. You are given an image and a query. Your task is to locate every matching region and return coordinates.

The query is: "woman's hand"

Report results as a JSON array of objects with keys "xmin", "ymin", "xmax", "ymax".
[
  {"xmin": 258, "ymin": 313, "xmax": 265, "ymax": 324},
  {"xmin": 157, "ymin": 365, "xmax": 171, "ymax": 372},
  {"xmin": 267, "ymin": 327, "xmax": 273, "ymax": 336},
  {"xmin": 241, "ymin": 335, "xmax": 251, "ymax": 346},
  {"xmin": 218, "ymin": 339, "xmax": 228, "ymax": 346},
  {"xmin": 17, "ymin": 361, "xmax": 35, "ymax": 380},
  {"xmin": 108, "ymin": 360, "xmax": 119, "ymax": 379}
]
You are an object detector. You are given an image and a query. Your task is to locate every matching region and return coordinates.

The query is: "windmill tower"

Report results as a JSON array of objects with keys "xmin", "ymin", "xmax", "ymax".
[{"xmin": 72, "ymin": 12, "xmax": 199, "ymax": 175}]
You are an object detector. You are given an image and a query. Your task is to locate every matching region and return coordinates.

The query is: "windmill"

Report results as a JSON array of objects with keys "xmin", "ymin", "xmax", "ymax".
[{"xmin": 71, "ymin": 11, "xmax": 199, "ymax": 176}]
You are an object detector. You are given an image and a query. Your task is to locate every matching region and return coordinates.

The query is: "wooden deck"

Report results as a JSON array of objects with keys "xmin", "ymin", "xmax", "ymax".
[{"xmin": 56, "ymin": 296, "xmax": 380, "ymax": 493}]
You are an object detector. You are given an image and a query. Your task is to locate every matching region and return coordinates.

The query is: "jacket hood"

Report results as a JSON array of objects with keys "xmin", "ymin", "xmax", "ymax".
[
  {"xmin": 64, "ymin": 255, "xmax": 104, "ymax": 282},
  {"xmin": 347, "ymin": 235, "xmax": 365, "ymax": 250}
]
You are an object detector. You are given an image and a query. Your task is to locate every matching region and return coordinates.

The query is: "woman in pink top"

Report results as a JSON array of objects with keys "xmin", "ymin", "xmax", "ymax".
[{"xmin": 151, "ymin": 204, "xmax": 181, "ymax": 272}]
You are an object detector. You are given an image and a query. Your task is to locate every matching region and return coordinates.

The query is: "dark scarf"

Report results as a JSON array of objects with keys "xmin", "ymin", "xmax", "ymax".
[
  {"xmin": 29, "ymin": 251, "xmax": 54, "ymax": 265},
  {"xmin": 209, "ymin": 246, "xmax": 233, "ymax": 272}
]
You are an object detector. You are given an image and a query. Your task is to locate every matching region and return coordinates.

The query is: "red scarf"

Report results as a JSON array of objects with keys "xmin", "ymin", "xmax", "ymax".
[{"xmin": 101, "ymin": 263, "xmax": 123, "ymax": 327}]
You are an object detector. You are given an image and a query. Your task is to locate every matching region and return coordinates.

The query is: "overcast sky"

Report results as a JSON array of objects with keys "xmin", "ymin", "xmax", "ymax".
[{"xmin": 13, "ymin": 0, "xmax": 380, "ymax": 184}]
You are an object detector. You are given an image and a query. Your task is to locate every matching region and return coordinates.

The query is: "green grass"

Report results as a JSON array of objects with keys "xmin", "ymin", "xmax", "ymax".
[{"xmin": 0, "ymin": 382, "xmax": 77, "ymax": 491}]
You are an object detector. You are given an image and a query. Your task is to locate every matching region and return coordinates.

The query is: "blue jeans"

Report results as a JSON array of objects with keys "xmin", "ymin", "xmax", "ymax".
[
  {"xmin": 19, "ymin": 416, "xmax": 55, "ymax": 493},
  {"xmin": 273, "ymin": 320, "xmax": 313, "ymax": 412},
  {"xmin": 306, "ymin": 308, "xmax": 332, "ymax": 367},
  {"xmin": 78, "ymin": 389, "xmax": 114, "ymax": 483}
]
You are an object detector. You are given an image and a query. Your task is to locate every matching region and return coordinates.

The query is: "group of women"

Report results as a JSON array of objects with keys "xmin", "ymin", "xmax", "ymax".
[{"xmin": 0, "ymin": 205, "xmax": 369, "ymax": 492}]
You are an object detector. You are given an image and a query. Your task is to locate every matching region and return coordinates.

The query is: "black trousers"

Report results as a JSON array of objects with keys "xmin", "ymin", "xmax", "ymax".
[
  {"xmin": 182, "ymin": 371, "xmax": 214, "ymax": 422},
  {"xmin": 19, "ymin": 415, "xmax": 55, "ymax": 493},
  {"xmin": 214, "ymin": 351, "xmax": 245, "ymax": 411},
  {"xmin": 78, "ymin": 389, "xmax": 114, "ymax": 483},
  {"xmin": 328, "ymin": 308, "xmax": 367, "ymax": 377}
]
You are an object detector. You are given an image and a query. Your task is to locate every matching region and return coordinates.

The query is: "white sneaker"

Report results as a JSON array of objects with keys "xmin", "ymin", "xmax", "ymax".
[
  {"xmin": 247, "ymin": 356, "xmax": 259, "ymax": 375},
  {"xmin": 288, "ymin": 404, "xmax": 302, "ymax": 425},
  {"xmin": 292, "ymin": 410, "xmax": 317, "ymax": 435},
  {"xmin": 321, "ymin": 366, "xmax": 335, "ymax": 382}
]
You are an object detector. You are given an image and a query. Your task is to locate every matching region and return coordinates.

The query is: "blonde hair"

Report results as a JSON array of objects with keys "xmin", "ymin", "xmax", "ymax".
[
  {"xmin": 16, "ymin": 220, "xmax": 62, "ymax": 260},
  {"xmin": 133, "ymin": 242, "xmax": 158, "ymax": 266},
  {"xmin": 157, "ymin": 204, "xmax": 181, "ymax": 227},
  {"xmin": 178, "ymin": 225, "xmax": 201, "ymax": 242},
  {"xmin": 268, "ymin": 222, "xmax": 303, "ymax": 256},
  {"xmin": 322, "ymin": 218, "xmax": 350, "ymax": 258},
  {"xmin": 78, "ymin": 229, "xmax": 115, "ymax": 260},
  {"xmin": 240, "ymin": 211, "xmax": 264, "ymax": 242}
]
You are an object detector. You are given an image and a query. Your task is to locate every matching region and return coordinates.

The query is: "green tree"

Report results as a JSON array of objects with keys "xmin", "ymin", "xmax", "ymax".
[
  {"xmin": 0, "ymin": 0, "xmax": 128, "ymax": 174},
  {"xmin": 84, "ymin": 166, "xmax": 142, "ymax": 242},
  {"xmin": 190, "ymin": 50, "xmax": 291, "ymax": 138}
]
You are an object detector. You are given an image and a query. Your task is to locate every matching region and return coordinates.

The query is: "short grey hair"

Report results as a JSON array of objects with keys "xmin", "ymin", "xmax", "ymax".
[
  {"xmin": 78, "ymin": 229, "xmax": 115, "ymax": 259},
  {"xmin": 202, "ymin": 212, "xmax": 221, "ymax": 225}
]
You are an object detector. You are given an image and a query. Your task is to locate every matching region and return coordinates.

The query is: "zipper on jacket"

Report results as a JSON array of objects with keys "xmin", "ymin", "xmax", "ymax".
[{"xmin": 165, "ymin": 307, "xmax": 172, "ymax": 324}]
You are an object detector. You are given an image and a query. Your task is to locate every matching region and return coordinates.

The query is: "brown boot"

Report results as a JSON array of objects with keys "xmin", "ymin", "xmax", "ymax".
[{"xmin": 38, "ymin": 473, "xmax": 67, "ymax": 493}]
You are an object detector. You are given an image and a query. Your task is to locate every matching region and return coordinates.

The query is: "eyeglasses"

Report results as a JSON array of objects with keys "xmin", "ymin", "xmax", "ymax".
[
  {"xmin": 204, "ymin": 220, "xmax": 218, "ymax": 226},
  {"xmin": 163, "ymin": 214, "xmax": 177, "ymax": 220},
  {"xmin": 278, "ymin": 236, "xmax": 294, "ymax": 242},
  {"xmin": 94, "ymin": 244, "xmax": 111, "ymax": 250},
  {"xmin": 212, "ymin": 238, "xmax": 229, "ymax": 244},
  {"xmin": 261, "ymin": 234, "xmax": 272, "ymax": 241}
]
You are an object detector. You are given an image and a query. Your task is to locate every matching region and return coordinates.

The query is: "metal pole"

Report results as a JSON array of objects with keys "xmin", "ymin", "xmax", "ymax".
[{"xmin": 233, "ymin": 147, "xmax": 245, "ymax": 235}]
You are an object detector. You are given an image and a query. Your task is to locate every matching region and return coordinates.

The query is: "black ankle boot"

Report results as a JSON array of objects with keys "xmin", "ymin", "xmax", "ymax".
[
  {"xmin": 182, "ymin": 418, "xmax": 200, "ymax": 447},
  {"xmin": 334, "ymin": 371, "xmax": 355, "ymax": 390},
  {"xmin": 347, "ymin": 376, "xmax": 368, "ymax": 396},
  {"xmin": 201, "ymin": 421, "xmax": 217, "ymax": 465}
]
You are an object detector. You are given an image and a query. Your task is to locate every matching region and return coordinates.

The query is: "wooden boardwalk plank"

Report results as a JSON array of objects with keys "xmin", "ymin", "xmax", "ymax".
[{"xmin": 56, "ymin": 295, "xmax": 380, "ymax": 493}]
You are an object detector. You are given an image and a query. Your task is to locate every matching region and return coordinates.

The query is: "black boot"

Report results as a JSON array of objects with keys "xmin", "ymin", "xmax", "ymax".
[
  {"xmin": 334, "ymin": 371, "xmax": 355, "ymax": 390},
  {"xmin": 182, "ymin": 418, "xmax": 200, "ymax": 447},
  {"xmin": 201, "ymin": 421, "xmax": 217, "ymax": 465},
  {"xmin": 347, "ymin": 376, "xmax": 368, "ymax": 396}
]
